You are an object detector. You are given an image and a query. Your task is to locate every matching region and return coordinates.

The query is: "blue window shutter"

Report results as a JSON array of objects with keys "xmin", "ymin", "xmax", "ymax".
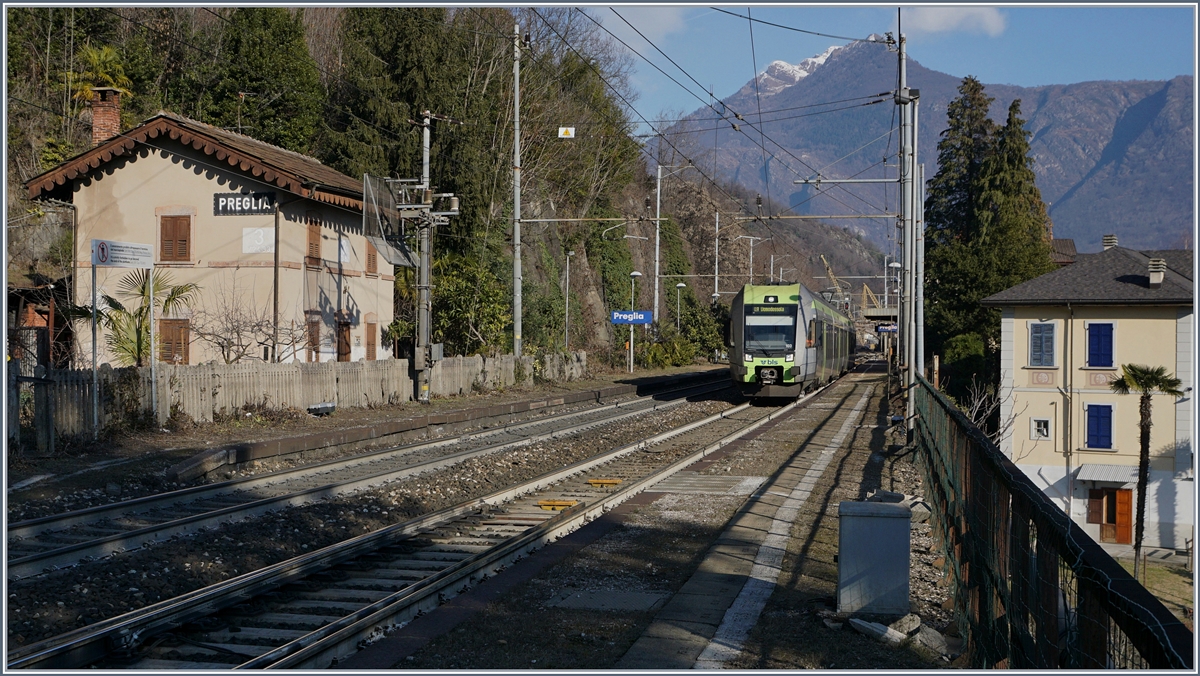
[
  {"xmin": 1087, "ymin": 405, "xmax": 1113, "ymax": 449},
  {"xmin": 1089, "ymin": 324, "xmax": 1113, "ymax": 368},
  {"xmin": 1042, "ymin": 324, "xmax": 1055, "ymax": 366},
  {"xmin": 1031, "ymin": 324, "xmax": 1054, "ymax": 367}
]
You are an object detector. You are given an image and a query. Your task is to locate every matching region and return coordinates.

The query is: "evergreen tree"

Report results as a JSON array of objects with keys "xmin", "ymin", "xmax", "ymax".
[
  {"xmin": 924, "ymin": 80, "xmax": 1055, "ymax": 401},
  {"xmin": 207, "ymin": 8, "xmax": 323, "ymax": 153},
  {"xmin": 924, "ymin": 76, "xmax": 996, "ymax": 247}
]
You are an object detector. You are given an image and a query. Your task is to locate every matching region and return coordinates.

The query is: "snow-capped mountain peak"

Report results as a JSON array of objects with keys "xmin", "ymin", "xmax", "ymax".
[{"xmin": 748, "ymin": 43, "xmax": 843, "ymax": 95}]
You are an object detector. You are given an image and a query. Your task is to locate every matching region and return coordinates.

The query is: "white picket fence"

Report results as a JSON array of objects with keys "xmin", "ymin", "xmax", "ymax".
[{"xmin": 43, "ymin": 352, "xmax": 586, "ymax": 437}]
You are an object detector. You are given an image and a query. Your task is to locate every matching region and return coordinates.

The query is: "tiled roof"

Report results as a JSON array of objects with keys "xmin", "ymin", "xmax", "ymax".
[
  {"xmin": 26, "ymin": 112, "xmax": 362, "ymax": 210},
  {"xmin": 1049, "ymin": 238, "xmax": 1077, "ymax": 265},
  {"xmin": 980, "ymin": 246, "xmax": 1192, "ymax": 306}
]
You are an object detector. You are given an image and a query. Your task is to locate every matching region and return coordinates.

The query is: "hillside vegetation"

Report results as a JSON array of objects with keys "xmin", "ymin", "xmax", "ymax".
[{"xmin": 7, "ymin": 7, "xmax": 883, "ymax": 368}]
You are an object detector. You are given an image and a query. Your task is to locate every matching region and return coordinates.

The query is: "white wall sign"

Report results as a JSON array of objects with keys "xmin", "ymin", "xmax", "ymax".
[
  {"xmin": 242, "ymin": 228, "xmax": 275, "ymax": 254},
  {"xmin": 91, "ymin": 239, "xmax": 153, "ymax": 268},
  {"xmin": 558, "ymin": 127, "xmax": 575, "ymax": 138}
]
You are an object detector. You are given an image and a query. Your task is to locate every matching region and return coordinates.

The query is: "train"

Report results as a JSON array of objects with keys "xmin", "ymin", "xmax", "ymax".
[{"xmin": 728, "ymin": 282, "xmax": 855, "ymax": 398}]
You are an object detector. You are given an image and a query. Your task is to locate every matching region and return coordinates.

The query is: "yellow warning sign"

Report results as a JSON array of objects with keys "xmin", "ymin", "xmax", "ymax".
[{"xmin": 558, "ymin": 127, "xmax": 575, "ymax": 138}]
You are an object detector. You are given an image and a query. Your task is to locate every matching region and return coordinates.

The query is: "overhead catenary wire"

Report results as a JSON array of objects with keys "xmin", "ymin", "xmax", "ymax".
[
  {"xmin": 530, "ymin": 8, "xmax": 819, "ymax": 272},
  {"xmin": 708, "ymin": 7, "xmax": 883, "ymax": 44},
  {"xmin": 594, "ymin": 7, "xmax": 892, "ymax": 218}
]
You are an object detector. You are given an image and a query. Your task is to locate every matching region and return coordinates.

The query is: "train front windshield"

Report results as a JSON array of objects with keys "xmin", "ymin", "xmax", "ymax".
[{"xmin": 744, "ymin": 304, "xmax": 797, "ymax": 355}]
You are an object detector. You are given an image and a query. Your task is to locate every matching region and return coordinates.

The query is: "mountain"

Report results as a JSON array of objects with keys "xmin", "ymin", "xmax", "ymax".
[{"xmin": 658, "ymin": 37, "xmax": 1193, "ymax": 252}]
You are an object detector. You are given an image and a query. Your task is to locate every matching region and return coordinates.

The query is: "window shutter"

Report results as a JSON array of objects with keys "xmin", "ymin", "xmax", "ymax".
[
  {"xmin": 177, "ymin": 221, "xmax": 189, "ymax": 260},
  {"xmin": 1087, "ymin": 489, "xmax": 1104, "ymax": 524},
  {"xmin": 366, "ymin": 322, "xmax": 377, "ymax": 361},
  {"xmin": 307, "ymin": 219, "xmax": 321, "ymax": 263},
  {"xmin": 1088, "ymin": 324, "xmax": 1113, "ymax": 368},
  {"xmin": 1030, "ymin": 324, "xmax": 1043, "ymax": 365},
  {"xmin": 1087, "ymin": 405, "xmax": 1113, "ymax": 449},
  {"xmin": 159, "ymin": 322, "xmax": 173, "ymax": 362},
  {"xmin": 160, "ymin": 216, "xmax": 190, "ymax": 262},
  {"xmin": 180, "ymin": 321, "xmax": 190, "ymax": 365},
  {"xmin": 366, "ymin": 242, "xmax": 377, "ymax": 274}
]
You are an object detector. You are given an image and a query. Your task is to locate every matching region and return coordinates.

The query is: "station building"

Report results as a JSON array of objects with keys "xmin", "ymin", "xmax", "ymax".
[
  {"xmin": 981, "ymin": 236, "xmax": 1193, "ymax": 550},
  {"xmin": 26, "ymin": 89, "xmax": 394, "ymax": 365}
]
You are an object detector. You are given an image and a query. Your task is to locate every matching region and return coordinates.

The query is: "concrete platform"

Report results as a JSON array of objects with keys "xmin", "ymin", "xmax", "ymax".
[{"xmin": 617, "ymin": 378, "xmax": 878, "ymax": 669}]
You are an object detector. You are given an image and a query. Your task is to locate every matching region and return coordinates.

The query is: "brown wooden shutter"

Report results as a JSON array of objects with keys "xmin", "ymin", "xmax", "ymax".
[
  {"xmin": 366, "ymin": 322, "xmax": 377, "ymax": 360},
  {"xmin": 1086, "ymin": 489, "xmax": 1103, "ymax": 524},
  {"xmin": 307, "ymin": 216, "xmax": 321, "ymax": 265},
  {"xmin": 160, "ymin": 216, "xmax": 190, "ymax": 262},
  {"xmin": 366, "ymin": 241, "xmax": 378, "ymax": 274},
  {"xmin": 159, "ymin": 319, "xmax": 190, "ymax": 364}
]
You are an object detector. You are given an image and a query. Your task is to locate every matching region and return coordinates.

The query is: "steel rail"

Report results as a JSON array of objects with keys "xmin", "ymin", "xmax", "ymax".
[
  {"xmin": 8, "ymin": 382, "xmax": 819, "ymax": 670},
  {"xmin": 8, "ymin": 380, "xmax": 730, "ymax": 579},
  {"xmin": 9, "ymin": 375, "xmax": 725, "ymax": 540}
]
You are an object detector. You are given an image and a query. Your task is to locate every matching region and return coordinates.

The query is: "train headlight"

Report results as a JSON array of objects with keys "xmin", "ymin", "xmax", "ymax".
[
  {"xmin": 785, "ymin": 353, "xmax": 794, "ymax": 362},
  {"xmin": 744, "ymin": 353, "xmax": 753, "ymax": 362}
]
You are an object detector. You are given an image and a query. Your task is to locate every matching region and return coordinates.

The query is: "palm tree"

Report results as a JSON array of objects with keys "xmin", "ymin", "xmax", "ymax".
[
  {"xmin": 69, "ymin": 44, "xmax": 134, "ymax": 102},
  {"xmin": 99, "ymin": 270, "xmax": 199, "ymax": 367},
  {"xmin": 1109, "ymin": 364, "xmax": 1184, "ymax": 581}
]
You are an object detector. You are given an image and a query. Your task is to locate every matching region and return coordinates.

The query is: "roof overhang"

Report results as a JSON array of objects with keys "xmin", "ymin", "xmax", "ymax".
[
  {"xmin": 980, "ymin": 298, "xmax": 1192, "ymax": 307},
  {"xmin": 25, "ymin": 116, "xmax": 362, "ymax": 212},
  {"xmin": 1075, "ymin": 464, "xmax": 1138, "ymax": 484}
]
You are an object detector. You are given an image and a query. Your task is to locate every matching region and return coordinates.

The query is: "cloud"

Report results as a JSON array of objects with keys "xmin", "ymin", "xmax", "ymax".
[
  {"xmin": 600, "ymin": 6, "xmax": 690, "ymax": 46},
  {"xmin": 903, "ymin": 7, "xmax": 1007, "ymax": 37}
]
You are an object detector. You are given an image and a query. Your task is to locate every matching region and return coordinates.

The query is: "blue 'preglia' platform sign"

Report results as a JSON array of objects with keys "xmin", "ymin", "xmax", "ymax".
[{"xmin": 612, "ymin": 310, "xmax": 653, "ymax": 325}]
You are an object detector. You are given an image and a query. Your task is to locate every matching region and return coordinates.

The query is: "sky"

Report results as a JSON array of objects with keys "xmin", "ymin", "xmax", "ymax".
[{"xmin": 587, "ymin": 4, "xmax": 1196, "ymax": 134}]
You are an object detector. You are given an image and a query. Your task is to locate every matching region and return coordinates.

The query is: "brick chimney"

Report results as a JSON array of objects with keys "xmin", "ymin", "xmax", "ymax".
[
  {"xmin": 1102, "ymin": 234, "xmax": 1118, "ymax": 250},
  {"xmin": 90, "ymin": 87, "xmax": 121, "ymax": 147},
  {"xmin": 1148, "ymin": 258, "xmax": 1167, "ymax": 289}
]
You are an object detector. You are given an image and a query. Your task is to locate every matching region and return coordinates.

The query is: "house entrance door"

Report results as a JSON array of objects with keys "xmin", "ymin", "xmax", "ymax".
[{"xmin": 1090, "ymin": 487, "xmax": 1133, "ymax": 544}]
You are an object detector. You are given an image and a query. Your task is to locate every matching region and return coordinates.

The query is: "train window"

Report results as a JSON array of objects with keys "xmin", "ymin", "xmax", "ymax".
[{"xmin": 806, "ymin": 319, "xmax": 819, "ymax": 348}]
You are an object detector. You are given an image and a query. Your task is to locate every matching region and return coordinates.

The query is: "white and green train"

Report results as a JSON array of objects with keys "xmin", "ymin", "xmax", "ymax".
[{"xmin": 728, "ymin": 283, "xmax": 855, "ymax": 398}]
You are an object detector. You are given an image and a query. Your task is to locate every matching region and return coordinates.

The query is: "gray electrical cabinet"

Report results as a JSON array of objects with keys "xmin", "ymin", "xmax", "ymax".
[{"xmin": 837, "ymin": 501, "xmax": 912, "ymax": 615}]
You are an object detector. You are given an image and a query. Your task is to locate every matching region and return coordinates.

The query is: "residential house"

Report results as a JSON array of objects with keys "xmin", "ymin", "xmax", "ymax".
[
  {"xmin": 980, "ymin": 235, "xmax": 1193, "ymax": 550},
  {"xmin": 25, "ymin": 89, "xmax": 397, "ymax": 366}
]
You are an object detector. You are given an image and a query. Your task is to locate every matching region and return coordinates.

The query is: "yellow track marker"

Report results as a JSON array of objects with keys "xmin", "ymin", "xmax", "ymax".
[
  {"xmin": 586, "ymin": 479, "xmax": 623, "ymax": 487},
  {"xmin": 537, "ymin": 500, "xmax": 578, "ymax": 511}
]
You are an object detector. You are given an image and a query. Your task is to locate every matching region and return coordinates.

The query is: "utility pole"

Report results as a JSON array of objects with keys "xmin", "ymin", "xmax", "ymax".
[
  {"xmin": 564, "ymin": 250, "xmax": 574, "ymax": 352},
  {"xmin": 512, "ymin": 24, "xmax": 524, "ymax": 357},
  {"xmin": 417, "ymin": 111, "xmax": 434, "ymax": 403},
  {"xmin": 915, "ymin": 162, "xmax": 925, "ymax": 380},
  {"xmin": 896, "ymin": 32, "xmax": 919, "ymax": 437},
  {"xmin": 657, "ymin": 162, "xmax": 667, "ymax": 324},
  {"xmin": 713, "ymin": 212, "xmax": 720, "ymax": 297}
]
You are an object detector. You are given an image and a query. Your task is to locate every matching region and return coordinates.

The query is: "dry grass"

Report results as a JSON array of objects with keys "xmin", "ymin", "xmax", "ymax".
[{"xmin": 1117, "ymin": 560, "xmax": 1195, "ymax": 630}]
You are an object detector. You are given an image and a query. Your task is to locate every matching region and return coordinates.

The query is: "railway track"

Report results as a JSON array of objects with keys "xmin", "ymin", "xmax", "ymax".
[
  {"xmin": 7, "ymin": 379, "xmax": 728, "ymax": 580},
  {"xmin": 8, "ymin": 383, "xmax": 824, "ymax": 670}
]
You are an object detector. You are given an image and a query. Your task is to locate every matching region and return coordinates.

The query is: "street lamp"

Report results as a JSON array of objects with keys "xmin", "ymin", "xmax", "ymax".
[
  {"xmin": 675, "ymin": 282, "xmax": 686, "ymax": 330},
  {"xmin": 629, "ymin": 271, "xmax": 641, "ymax": 373},
  {"xmin": 564, "ymin": 251, "xmax": 574, "ymax": 352}
]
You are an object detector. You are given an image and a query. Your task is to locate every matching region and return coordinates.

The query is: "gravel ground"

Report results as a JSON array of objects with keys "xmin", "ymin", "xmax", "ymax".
[
  {"xmin": 726, "ymin": 379, "xmax": 955, "ymax": 669},
  {"xmin": 401, "ymin": 492, "xmax": 748, "ymax": 670},
  {"xmin": 7, "ymin": 397, "xmax": 733, "ymax": 649},
  {"xmin": 394, "ymin": 372, "xmax": 959, "ymax": 671},
  {"xmin": 6, "ymin": 364, "xmax": 724, "ymax": 501}
]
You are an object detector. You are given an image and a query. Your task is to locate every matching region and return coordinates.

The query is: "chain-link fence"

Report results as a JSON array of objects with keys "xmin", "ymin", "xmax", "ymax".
[{"xmin": 913, "ymin": 375, "xmax": 1192, "ymax": 669}]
